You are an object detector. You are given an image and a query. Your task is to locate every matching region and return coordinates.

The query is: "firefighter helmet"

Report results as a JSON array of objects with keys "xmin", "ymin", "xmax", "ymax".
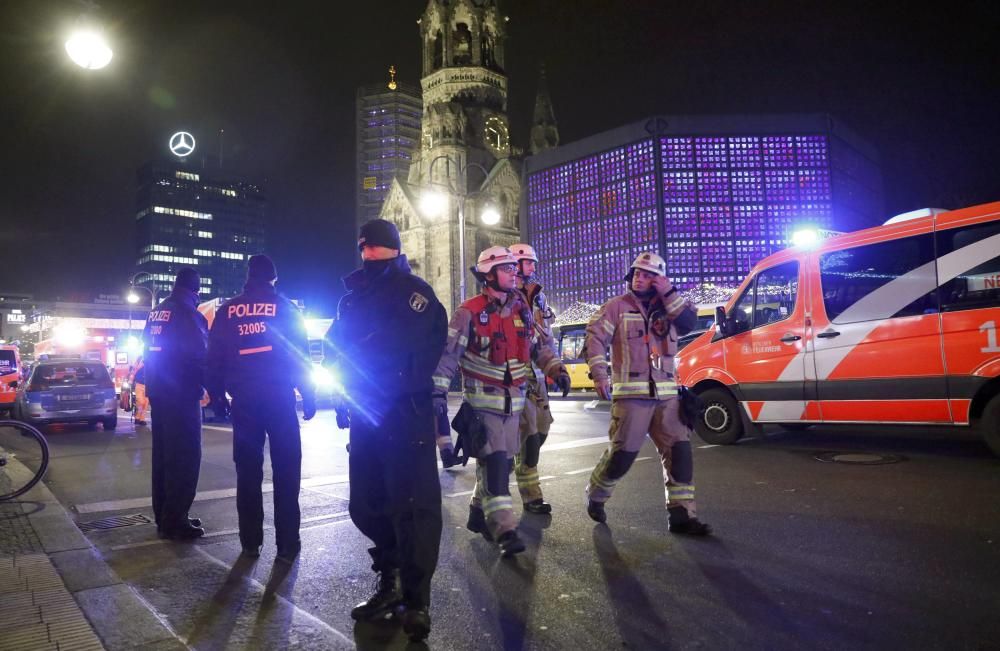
[
  {"xmin": 510, "ymin": 243, "xmax": 538, "ymax": 263},
  {"xmin": 475, "ymin": 246, "xmax": 518, "ymax": 274},
  {"xmin": 631, "ymin": 252, "xmax": 667, "ymax": 276}
]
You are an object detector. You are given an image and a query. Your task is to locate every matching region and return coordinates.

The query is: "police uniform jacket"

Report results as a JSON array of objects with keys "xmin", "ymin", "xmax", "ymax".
[
  {"xmin": 206, "ymin": 280, "xmax": 313, "ymax": 402},
  {"xmin": 331, "ymin": 255, "xmax": 447, "ymax": 420},
  {"xmin": 142, "ymin": 289, "xmax": 208, "ymax": 401}
]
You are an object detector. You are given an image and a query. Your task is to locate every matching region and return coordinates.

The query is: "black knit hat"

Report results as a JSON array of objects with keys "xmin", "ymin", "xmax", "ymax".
[
  {"xmin": 247, "ymin": 254, "xmax": 277, "ymax": 282},
  {"xmin": 358, "ymin": 219, "xmax": 401, "ymax": 251},
  {"xmin": 173, "ymin": 267, "xmax": 200, "ymax": 293}
]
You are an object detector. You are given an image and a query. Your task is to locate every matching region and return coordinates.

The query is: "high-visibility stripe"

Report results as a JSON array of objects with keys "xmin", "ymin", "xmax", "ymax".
[
  {"xmin": 483, "ymin": 495, "xmax": 513, "ymax": 516},
  {"xmin": 464, "ymin": 392, "xmax": 525, "ymax": 413},
  {"xmin": 458, "ymin": 335, "xmax": 468, "ymax": 347},
  {"xmin": 542, "ymin": 358, "xmax": 561, "ymax": 375},
  {"xmin": 433, "ymin": 376, "xmax": 451, "ymax": 390},
  {"xmin": 587, "ymin": 356, "xmax": 607, "ymax": 367},
  {"xmin": 669, "ymin": 485, "xmax": 695, "ymax": 501},
  {"xmin": 611, "ymin": 381, "xmax": 677, "ymax": 397},
  {"xmin": 601, "ymin": 320, "xmax": 615, "ymax": 335},
  {"xmin": 239, "ymin": 345, "xmax": 273, "ymax": 355},
  {"xmin": 664, "ymin": 293, "xmax": 687, "ymax": 315}
]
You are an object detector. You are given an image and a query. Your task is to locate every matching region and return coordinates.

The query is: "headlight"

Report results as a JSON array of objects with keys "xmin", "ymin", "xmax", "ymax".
[
  {"xmin": 311, "ymin": 366, "xmax": 341, "ymax": 390},
  {"xmin": 122, "ymin": 382, "xmax": 130, "ymax": 390}
]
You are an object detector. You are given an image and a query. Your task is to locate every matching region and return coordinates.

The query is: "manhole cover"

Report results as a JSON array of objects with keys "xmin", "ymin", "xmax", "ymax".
[
  {"xmin": 813, "ymin": 451, "xmax": 905, "ymax": 465},
  {"xmin": 78, "ymin": 513, "xmax": 153, "ymax": 533}
]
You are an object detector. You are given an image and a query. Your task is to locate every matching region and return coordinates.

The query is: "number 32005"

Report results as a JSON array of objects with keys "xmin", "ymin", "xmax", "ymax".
[{"xmin": 238, "ymin": 322, "xmax": 267, "ymax": 336}]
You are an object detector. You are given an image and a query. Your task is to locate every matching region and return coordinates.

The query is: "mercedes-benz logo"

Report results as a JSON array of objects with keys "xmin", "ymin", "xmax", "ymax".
[{"xmin": 169, "ymin": 131, "xmax": 196, "ymax": 157}]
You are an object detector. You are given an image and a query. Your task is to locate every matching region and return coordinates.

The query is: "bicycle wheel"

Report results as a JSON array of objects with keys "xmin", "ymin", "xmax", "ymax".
[{"xmin": 0, "ymin": 420, "xmax": 50, "ymax": 500}]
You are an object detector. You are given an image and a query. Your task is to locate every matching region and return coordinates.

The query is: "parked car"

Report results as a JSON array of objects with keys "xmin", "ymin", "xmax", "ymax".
[{"xmin": 15, "ymin": 358, "xmax": 118, "ymax": 430}]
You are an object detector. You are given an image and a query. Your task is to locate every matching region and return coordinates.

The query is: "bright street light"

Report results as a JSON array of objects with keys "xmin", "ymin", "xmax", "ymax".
[
  {"xmin": 419, "ymin": 190, "xmax": 448, "ymax": 219},
  {"xmin": 127, "ymin": 291, "xmax": 140, "ymax": 304},
  {"xmin": 65, "ymin": 29, "xmax": 113, "ymax": 70},
  {"xmin": 791, "ymin": 227, "xmax": 819, "ymax": 249},
  {"xmin": 480, "ymin": 206, "xmax": 501, "ymax": 226}
]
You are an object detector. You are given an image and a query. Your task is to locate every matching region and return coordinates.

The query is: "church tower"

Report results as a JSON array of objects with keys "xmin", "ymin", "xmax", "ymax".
[
  {"xmin": 379, "ymin": 0, "xmax": 523, "ymax": 313},
  {"xmin": 530, "ymin": 63, "xmax": 560, "ymax": 155}
]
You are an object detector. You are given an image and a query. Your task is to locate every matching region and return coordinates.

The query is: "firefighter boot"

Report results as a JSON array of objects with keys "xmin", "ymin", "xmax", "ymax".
[
  {"xmin": 668, "ymin": 506, "xmax": 712, "ymax": 536},
  {"xmin": 350, "ymin": 570, "xmax": 403, "ymax": 621},
  {"xmin": 587, "ymin": 499, "xmax": 607, "ymax": 523},
  {"xmin": 466, "ymin": 505, "xmax": 493, "ymax": 541},
  {"xmin": 497, "ymin": 530, "xmax": 526, "ymax": 558},
  {"xmin": 524, "ymin": 499, "xmax": 552, "ymax": 514},
  {"xmin": 401, "ymin": 606, "xmax": 431, "ymax": 642}
]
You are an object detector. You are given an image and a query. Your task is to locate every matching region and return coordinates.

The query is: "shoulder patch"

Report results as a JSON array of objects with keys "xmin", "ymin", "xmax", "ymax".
[{"xmin": 409, "ymin": 292, "xmax": 429, "ymax": 313}]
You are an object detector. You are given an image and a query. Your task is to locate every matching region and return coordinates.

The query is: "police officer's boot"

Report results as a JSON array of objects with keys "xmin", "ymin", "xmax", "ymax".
[
  {"xmin": 350, "ymin": 570, "xmax": 403, "ymax": 621},
  {"xmin": 668, "ymin": 506, "xmax": 712, "ymax": 536},
  {"xmin": 497, "ymin": 530, "xmax": 526, "ymax": 558},
  {"xmin": 466, "ymin": 505, "xmax": 493, "ymax": 541},
  {"xmin": 524, "ymin": 499, "xmax": 552, "ymax": 514},
  {"xmin": 587, "ymin": 499, "xmax": 607, "ymax": 523},
  {"xmin": 401, "ymin": 606, "xmax": 431, "ymax": 642}
]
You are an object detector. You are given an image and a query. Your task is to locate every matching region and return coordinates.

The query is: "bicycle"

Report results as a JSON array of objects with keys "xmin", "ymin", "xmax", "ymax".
[{"xmin": 0, "ymin": 419, "xmax": 50, "ymax": 501}]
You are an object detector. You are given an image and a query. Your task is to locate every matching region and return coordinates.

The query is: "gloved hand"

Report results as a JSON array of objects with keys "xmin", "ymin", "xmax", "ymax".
[
  {"xmin": 595, "ymin": 378, "xmax": 612, "ymax": 401},
  {"xmin": 336, "ymin": 408, "xmax": 350, "ymax": 429},
  {"xmin": 555, "ymin": 372, "xmax": 572, "ymax": 398},
  {"xmin": 302, "ymin": 392, "xmax": 317, "ymax": 421}
]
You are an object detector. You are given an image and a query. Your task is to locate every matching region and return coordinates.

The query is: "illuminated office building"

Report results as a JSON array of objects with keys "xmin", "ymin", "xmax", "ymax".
[
  {"xmin": 134, "ymin": 156, "xmax": 266, "ymax": 301},
  {"xmin": 356, "ymin": 77, "xmax": 422, "ymax": 234},
  {"xmin": 522, "ymin": 114, "xmax": 883, "ymax": 310}
]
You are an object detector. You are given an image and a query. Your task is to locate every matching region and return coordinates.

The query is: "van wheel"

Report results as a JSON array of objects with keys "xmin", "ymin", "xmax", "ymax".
[
  {"xmin": 695, "ymin": 388, "xmax": 745, "ymax": 445},
  {"xmin": 103, "ymin": 416, "xmax": 118, "ymax": 431},
  {"xmin": 981, "ymin": 394, "xmax": 1000, "ymax": 458}
]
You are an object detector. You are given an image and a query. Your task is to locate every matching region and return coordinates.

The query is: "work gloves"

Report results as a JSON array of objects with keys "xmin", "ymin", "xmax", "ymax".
[
  {"xmin": 595, "ymin": 378, "xmax": 612, "ymax": 401},
  {"xmin": 555, "ymin": 372, "xmax": 572, "ymax": 397}
]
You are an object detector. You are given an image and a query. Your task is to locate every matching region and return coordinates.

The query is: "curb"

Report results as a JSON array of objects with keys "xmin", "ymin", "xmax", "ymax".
[{"xmin": 6, "ymin": 457, "xmax": 184, "ymax": 651}]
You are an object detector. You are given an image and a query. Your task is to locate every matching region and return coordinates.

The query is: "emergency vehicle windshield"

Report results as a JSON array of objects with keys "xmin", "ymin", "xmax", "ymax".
[{"xmin": 0, "ymin": 350, "xmax": 16, "ymax": 377}]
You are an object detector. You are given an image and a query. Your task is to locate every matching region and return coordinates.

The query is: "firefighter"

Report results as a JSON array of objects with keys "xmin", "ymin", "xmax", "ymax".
[
  {"xmin": 142, "ymin": 268, "xmax": 208, "ymax": 540},
  {"xmin": 206, "ymin": 255, "xmax": 316, "ymax": 562},
  {"xmin": 583, "ymin": 252, "xmax": 711, "ymax": 535},
  {"xmin": 331, "ymin": 219, "xmax": 447, "ymax": 642},
  {"xmin": 510, "ymin": 243, "xmax": 571, "ymax": 514},
  {"xmin": 434, "ymin": 246, "xmax": 561, "ymax": 557}
]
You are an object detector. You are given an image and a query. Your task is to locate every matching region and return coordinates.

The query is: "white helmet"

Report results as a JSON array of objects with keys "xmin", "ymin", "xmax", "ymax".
[
  {"xmin": 510, "ymin": 243, "xmax": 538, "ymax": 263},
  {"xmin": 475, "ymin": 246, "xmax": 518, "ymax": 274},
  {"xmin": 631, "ymin": 251, "xmax": 667, "ymax": 276}
]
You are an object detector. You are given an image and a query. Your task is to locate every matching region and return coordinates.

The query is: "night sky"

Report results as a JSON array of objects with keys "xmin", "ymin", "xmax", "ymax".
[{"xmin": 2, "ymin": 0, "xmax": 998, "ymax": 315}]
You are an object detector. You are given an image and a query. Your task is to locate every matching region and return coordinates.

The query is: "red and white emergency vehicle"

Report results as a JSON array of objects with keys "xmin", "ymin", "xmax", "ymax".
[
  {"xmin": 676, "ymin": 201, "xmax": 1000, "ymax": 456},
  {"xmin": 0, "ymin": 344, "xmax": 22, "ymax": 415}
]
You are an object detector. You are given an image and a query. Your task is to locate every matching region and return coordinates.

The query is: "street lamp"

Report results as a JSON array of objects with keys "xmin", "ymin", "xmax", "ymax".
[
  {"xmin": 65, "ymin": 1, "xmax": 113, "ymax": 70},
  {"xmin": 419, "ymin": 155, "xmax": 500, "ymax": 302}
]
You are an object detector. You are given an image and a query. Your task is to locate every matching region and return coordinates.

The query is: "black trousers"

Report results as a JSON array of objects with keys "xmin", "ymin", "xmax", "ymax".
[
  {"xmin": 149, "ymin": 394, "xmax": 202, "ymax": 530},
  {"xmin": 349, "ymin": 395, "xmax": 442, "ymax": 608},
  {"xmin": 231, "ymin": 388, "xmax": 302, "ymax": 551}
]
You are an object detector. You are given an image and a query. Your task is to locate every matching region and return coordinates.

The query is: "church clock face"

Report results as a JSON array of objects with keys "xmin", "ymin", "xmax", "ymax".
[{"xmin": 483, "ymin": 116, "xmax": 510, "ymax": 155}]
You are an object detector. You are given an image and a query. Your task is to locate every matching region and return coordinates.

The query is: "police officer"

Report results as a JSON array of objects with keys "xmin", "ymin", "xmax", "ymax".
[
  {"xmin": 143, "ymin": 268, "xmax": 208, "ymax": 540},
  {"xmin": 584, "ymin": 252, "xmax": 711, "ymax": 535},
  {"xmin": 434, "ymin": 246, "xmax": 561, "ymax": 557},
  {"xmin": 510, "ymin": 243, "xmax": 571, "ymax": 514},
  {"xmin": 332, "ymin": 219, "xmax": 447, "ymax": 643},
  {"xmin": 206, "ymin": 255, "xmax": 316, "ymax": 562}
]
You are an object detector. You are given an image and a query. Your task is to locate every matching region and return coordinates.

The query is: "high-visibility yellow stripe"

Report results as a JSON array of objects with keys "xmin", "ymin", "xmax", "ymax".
[
  {"xmin": 587, "ymin": 356, "xmax": 607, "ymax": 367},
  {"xmin": 433, "ymin": 376, "xmax": 451, "ymax": 390},
  {"xmin": 601, "ymin": 320, "xmax": 615, "ymax": 335},
  {"xmin": 611, "ymin": 381, "xmax": 676, "ymax": 397},
  {"xmin": 239, "ymin": 345, "xmax": 273, "ymax": 355},
  {"xmin": 669, "ymin": 485, "xmax": 695, "ymax": 500},
  {"xmin": 483, "ymin": 495, "xmax": 513, "ymax": 516},
  {"xmin": 458, "ymin": 335, "xmax": 468, "ymax": 347}
]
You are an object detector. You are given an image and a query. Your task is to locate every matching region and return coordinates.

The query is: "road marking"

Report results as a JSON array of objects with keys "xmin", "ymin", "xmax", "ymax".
[
  {"xmin": 446, "ymin": 490, "xmax": 475, "ymax": 498},
  {"xmin": 544, "ymin": 436, "xmax": 609, "ymax": 451},
  {"xmin": 564, "ymin": 468, "xmax": 593, "ymax": 475},
  {"xmin": 192, "ymin": 546, "xmax": 356, "ymax": 648},
  {"xmin": 698, "ymin": 444, "xmax": 720, "ymax": 449},
  {"xmin": 202, "ymin": 425, "xmax": 232, "ymax": 432},
  {"xmin": 538, "ymin": 475, "xmax": 557, "ymax": 481},
  {"xmin": 77, "ymin": 472, "xmax": 352, "ymax": 514}
]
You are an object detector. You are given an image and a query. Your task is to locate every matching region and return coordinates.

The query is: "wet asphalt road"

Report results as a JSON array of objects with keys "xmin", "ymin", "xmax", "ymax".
[{"xmin": 34, "ymin": 399, "xmax": 1000, "ymax": 651}]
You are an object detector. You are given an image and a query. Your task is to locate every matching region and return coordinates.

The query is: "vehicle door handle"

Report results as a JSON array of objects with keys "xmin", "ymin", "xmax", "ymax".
[
  {"xmin": 779, "ymin": 334, "xmax": 801, "ymax": 342},
  {"xmin": 816, "ymin": 330, "xmax": 841, "ymax": 339}
]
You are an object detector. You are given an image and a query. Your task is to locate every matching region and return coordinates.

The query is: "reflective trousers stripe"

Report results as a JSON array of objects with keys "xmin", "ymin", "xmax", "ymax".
[
  {"xmin": 433, "ymin": 376, "xmax": 451, "ymax": 391},
  {"xmin": 612, "ymin": 381, "xmax": 677, "ymax": 397},
  {"xmin": 239, "ymin": 345, "xmax": 273, "ymax": 355},
  {"xmin": 483, "ymin": 495, "xmax": 513, "ymax": 517},
  {"xmin": 668, "ymin": 484, "xmax": 695, "ymax": 501}
]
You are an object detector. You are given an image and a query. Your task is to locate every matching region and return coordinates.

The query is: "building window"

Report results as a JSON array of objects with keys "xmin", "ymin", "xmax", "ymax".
[
  {"xmin": 153, "ymin": 206, "xmax": 213, "ymax": 221},
  {"xmin": 175, "ymin": 171, "xmax": 200, "ymax": 181},
  {"xmin": 197, "ymin": 231, "xmax": 213, "ymax": 239}
]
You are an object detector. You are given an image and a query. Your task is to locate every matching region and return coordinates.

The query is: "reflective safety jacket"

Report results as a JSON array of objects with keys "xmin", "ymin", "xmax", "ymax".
[
  {"xmin": 585, "ymin": 289, "xmax": 693, "ymax": 399},
  {"xmin": 433, "ymin": 290, "xmax": 559, "ymax": 415},
  {"xmin": 205, "ymin": 281, "xmax": 313, "ymax": 402},
  {"xmin": 518, "ymin": 281, "xmax": 564, "ymax": 382}
]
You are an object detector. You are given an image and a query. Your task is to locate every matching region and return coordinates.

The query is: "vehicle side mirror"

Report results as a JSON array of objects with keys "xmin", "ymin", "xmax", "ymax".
[{"xmin": 715, "ymin": 306, "xmax": 731, "ymax": 337}]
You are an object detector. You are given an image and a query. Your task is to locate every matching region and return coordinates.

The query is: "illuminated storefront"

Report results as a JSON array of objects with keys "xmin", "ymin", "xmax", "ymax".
[{"xmin": 522, "ymin": 114, "xmax": 883, "ymax": 311}]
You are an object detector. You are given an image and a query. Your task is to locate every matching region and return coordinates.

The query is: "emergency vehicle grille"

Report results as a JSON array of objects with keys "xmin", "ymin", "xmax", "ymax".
[
  {"xmin": 77, "ymin": 513, "xmax": 153, "ymax": 532},
  {"xmin": 813, "ymin": 451, "xmax": 905, "ymax": 465}
]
